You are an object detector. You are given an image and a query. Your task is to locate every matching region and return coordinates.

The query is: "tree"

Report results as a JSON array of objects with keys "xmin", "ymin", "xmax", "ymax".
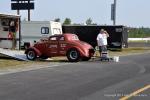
[
  {"xmin": 128, "ymin": 27, "xmax": 150, "ymax": 38},
  {"xmin": 86, "ymin": 18, "xmax": 92, "ymax": 25},
  {"xmin": 54, "ymin": 18, "xmax": 61, "ymax": 22},
  {"xmin": 63, "ymin": 18, "xmax": 71, "ymax": 25}
]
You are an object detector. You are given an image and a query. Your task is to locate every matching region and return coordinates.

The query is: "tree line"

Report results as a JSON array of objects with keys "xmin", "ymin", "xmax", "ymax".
[
  {"xmin": 54, "ymin": 17, "xmax": 97, "ymax": 25},
  {"xmin": 128, "ymin": 27, "xmax": 150, "ymax": 38}
]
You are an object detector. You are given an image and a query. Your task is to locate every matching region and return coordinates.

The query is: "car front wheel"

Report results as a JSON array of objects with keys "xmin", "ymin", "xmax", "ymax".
[
  {"xmin": 26, "ymin": 50, "xmax": 37, "ymax": 60},
  {"xmin": 67, "ymin": 49, "xmax": 80, "ymax": 62}
]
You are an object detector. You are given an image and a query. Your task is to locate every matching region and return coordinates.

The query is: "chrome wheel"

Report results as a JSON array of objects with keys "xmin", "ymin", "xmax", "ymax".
[{"xmin": 26, "ymin": 50, "xmax": 36, "ymax": 60}]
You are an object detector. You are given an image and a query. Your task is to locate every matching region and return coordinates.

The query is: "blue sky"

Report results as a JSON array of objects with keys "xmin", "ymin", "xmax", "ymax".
[{"xmin": 0, "ymin": 0, "xmax": 150, "ymax": 27}]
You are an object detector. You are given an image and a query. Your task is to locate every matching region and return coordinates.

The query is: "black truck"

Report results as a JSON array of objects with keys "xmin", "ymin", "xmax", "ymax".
[{"xmin": 62, "ymin": 25, "xmax": 128, "ymax": 50}]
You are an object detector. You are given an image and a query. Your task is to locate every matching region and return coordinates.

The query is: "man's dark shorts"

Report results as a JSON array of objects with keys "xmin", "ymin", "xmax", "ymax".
[{"xmin": 98, "ymin": 46, "xmax": 107, "ymax": 52}]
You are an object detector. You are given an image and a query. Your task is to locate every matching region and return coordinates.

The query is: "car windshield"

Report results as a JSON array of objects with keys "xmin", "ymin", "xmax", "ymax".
[{"xmin": 71, "ymin": 35, "xmax": 79, "ymax": 40}]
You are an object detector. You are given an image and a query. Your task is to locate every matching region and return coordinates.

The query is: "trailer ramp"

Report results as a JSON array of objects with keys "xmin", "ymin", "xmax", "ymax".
[{"xmin": 0, "ymin": 48, "xmax": 28, "ymax": 61}]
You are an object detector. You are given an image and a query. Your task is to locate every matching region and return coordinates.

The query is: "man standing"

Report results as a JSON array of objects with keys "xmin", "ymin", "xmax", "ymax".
[{"xmin": 96, "ymin": 29, "xmax": 109, "ymax": 56}]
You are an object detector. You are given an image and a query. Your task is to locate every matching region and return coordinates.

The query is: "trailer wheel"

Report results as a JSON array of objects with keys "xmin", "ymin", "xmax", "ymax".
[
  {"xmin": 67, "ymin": 49, "xmax": 80, "ymax": 62},
  {"xmin": 26, "ymin": 50, "xmax": 37, "ymax": 60}
]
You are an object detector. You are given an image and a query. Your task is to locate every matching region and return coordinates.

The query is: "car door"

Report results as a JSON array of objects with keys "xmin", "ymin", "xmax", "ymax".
[
  {"xmin": 58, "ymin": 36, "xmax": 67, "ymax": 56},
  {"xmin": 47, "ymin": 36, "xmax": 59, "ymax": 57}
]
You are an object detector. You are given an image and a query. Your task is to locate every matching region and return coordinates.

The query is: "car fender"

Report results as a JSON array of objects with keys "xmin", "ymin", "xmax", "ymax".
[{"xmin": 25, "ymin": 47, "xmax": 42, "ymax": 57}]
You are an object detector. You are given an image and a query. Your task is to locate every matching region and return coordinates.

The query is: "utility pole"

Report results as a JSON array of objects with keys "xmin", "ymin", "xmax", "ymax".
[
  {"xmin": 111, "ymin": 0, "xmax": 117, "ymax": 25},
  {"xmin": 28, "ymin": 0, "xmax": 31, "ymax": 21},
  {"xmin": 113, "ymin": 0, "xmax": 116, "ymax": 25},
  {"xmin": 17, "ymin": 0, "xmax": 20, "ymax": 15}
]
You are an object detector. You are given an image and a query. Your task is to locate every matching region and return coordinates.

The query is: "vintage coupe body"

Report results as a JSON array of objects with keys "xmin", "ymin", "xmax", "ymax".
[{"xmin": 25, "ymin": 33, "xmax": 94, "ymax": 62}]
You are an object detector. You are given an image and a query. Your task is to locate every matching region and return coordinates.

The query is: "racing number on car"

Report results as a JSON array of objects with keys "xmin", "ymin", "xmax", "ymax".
[
  {"xmin": 59, "ymin": 44, "xmax": 67, "ymax": 54},
  {"xmin": 49, "ymin": 45, "xmax": 57, "ymax": 48}
]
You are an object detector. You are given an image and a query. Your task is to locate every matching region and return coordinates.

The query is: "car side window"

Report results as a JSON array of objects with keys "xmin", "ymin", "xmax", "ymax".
[
  {"xmin": 72, "ymin": 35, "xmax": 79, "ymax": 40},
  {"xmin": 50, "ymin": 37, "xmax": 57, "ymax": 41},
  {"xmin": 59, "ymin": 36, "xmax": 65, "ymax": 41}
]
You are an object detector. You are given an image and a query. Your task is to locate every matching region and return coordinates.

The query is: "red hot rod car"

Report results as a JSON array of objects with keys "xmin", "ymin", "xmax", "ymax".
[{"xmin": 25, "ymin": 33, "xmax": 94, "ymax": 62}]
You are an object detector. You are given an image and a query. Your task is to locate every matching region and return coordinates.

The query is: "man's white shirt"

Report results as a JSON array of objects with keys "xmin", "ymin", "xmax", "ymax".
[{"xmin": 97, "ymin": 33, "xmax": 108, "ymax": 46}]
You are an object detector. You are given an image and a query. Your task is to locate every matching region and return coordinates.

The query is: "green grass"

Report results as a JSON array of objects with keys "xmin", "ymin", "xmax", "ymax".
[
  {"xmin": 110, "ymin": 47, "xmax": 150, "ymax": 56},
  {"xmin": 0, "ymin": 59, "xmax": 28, "ymax": 69},
  {"xmin": 94, "ymin": 47, "xmax": 150, "ymax": 57},
  {"xmin": 0, "ymin": 56, "xmax": 52, "ymax": 69}
]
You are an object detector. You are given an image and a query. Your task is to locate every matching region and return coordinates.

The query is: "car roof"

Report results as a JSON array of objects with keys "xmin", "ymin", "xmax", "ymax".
[{"xmin": 50, "ymin": 33, "xmax": 76, "ymax": 37}]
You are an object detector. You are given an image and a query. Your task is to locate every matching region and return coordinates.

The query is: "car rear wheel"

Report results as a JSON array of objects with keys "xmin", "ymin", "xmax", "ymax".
[
  {"xmin": 67, "ymin": 49, "xmax": 80, "ymax": 62},
  {"xmin": 26, "ymin": 50, "xmax": 37, "ymax": 60}
]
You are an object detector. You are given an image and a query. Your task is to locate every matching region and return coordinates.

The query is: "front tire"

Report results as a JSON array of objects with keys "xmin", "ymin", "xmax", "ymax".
[
  {"xmin": 26, "ymin": 50, "xmax": 37, "ymax": 60},
  {"xmin": 67, "ymin": 49, "xmax": 80, "ymax": 62}
]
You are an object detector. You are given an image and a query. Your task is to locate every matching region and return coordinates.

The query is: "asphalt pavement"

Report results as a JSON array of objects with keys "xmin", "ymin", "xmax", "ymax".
[{"xmin": 0, "ymin": 53, "xmax": 149, "ymax": 100}]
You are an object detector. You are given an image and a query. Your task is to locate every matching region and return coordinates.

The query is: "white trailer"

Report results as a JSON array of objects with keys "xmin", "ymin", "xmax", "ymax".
[
  {"xmin": 0, "ymin": 13, "xmax": 21, "ymax": 49},
  {"xmin": 21, "ymin": 21, "xmax": 62, "ymax": 49}
]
